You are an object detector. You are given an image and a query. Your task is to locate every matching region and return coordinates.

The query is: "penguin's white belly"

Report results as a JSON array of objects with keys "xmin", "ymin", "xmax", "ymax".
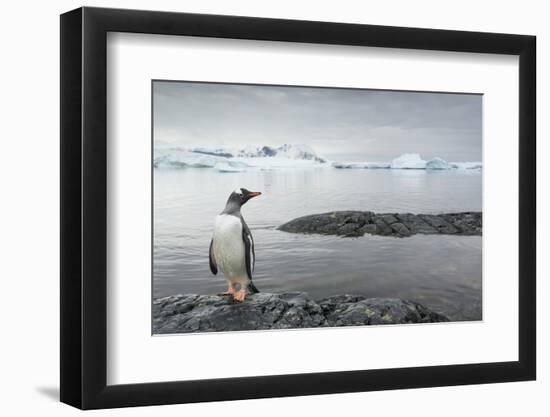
[{"xmin": 212, "ymin": 214, "xmax": 248, "ymax": 284}]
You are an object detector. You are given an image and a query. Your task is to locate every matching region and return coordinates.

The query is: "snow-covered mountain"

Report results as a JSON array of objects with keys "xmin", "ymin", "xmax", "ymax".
[
  {"xmin": 188, "ymin": 143, "xmax": 326, "ymax": 162},
  {"xmin": 244, "ymin": 144, "xmax": 325, "ymax": 162},
  {"xmin": 154, "ymin": 143, "xmax": 327, "ymax": 171}
]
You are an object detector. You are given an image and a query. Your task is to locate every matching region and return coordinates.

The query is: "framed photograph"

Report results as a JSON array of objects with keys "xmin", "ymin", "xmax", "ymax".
[{"xmin": 60, "ymin": 7, "xmax": 536, "ymax": 409}]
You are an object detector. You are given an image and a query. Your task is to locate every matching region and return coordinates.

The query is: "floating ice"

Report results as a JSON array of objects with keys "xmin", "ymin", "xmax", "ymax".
[
  {"xmin": 390, "ymin": 153, "xmax": 427, "ymax": 169},
  {"xmin": 154, "ymin": 148, "xmax": 224, "ymax": 168},
  {"xmin": 332, "ymin": 154, "xmax": 481, "ymax": 170},
  {"xmin": 449, "ymin": 162, "xmax": 483, "ymax": 170},
  {"xmin": 154, "ymin": 146, "xmax": 482, "ymax": 172},
  {"xmin": 425, "ymin": 157, "xmax": 449, "ymax": 170}
]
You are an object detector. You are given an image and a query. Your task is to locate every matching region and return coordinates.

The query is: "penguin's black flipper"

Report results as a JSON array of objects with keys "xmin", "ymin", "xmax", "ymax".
[
  {"xmin": 209, "ymin": 239, "xmax": 217, "ymax": 275},
  {"xmin": 241, "ymin": 220, "xmax": 259, "ymax": 293}
]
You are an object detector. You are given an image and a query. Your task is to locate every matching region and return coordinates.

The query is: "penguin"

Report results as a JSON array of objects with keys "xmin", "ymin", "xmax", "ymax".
[{"xmin": 209, "ymin": 188, "xmax": 261, "ymax": 302}]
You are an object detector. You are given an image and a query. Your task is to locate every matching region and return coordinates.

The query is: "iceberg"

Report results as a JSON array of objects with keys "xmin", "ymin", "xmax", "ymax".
[
  {"xmin": 390, "ymin": 153, "xmax": 427, "ymax": 169},
  {"xmin": 154, "ymin": 148, "xmax": 224, "ymax": 168},
  {"xmin": 425, "ymin": 157, "xmax": 449, "ymax": 170},
  {"xmin": 450, "ymin": 162, "xmax": 482, "ymax": 170}
]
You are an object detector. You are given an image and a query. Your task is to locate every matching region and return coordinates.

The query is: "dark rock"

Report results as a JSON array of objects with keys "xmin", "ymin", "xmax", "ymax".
[
  {"xmin": 153, "ymin": 292, "xmax": 449, "ymax": 334},
  {"xmin": 153, "ymin": 292, "xmax": 326, "ymax": 334},
  {"xmin": 278, "ymin": 211, "xmax": 481, "ymax": 238},
  {"xmin": 359, "ymin": 223, "xmax": 378, "ymax": 235},
  {"xmin": 442, "ymin": 212, "xmax": 483, "ymax": 235},
  {"xmin": 390, "ymin": 222, "xmax": 411, "ymax": 237},
  {"xmin": 419, "ymin": 214, "xmax": 458, "ymax": 234},
  {"xmin": 260, "ymin": 146, "xmax": 277, "ymax": 157},
  {"xmin": 191, "ymin": 149, "xmax": 234, "ymax": 158},
  {"xmin": 397, "ymin": 213, "xmax": 435, "ymax": 234},
  {"xmin": 318, "ymin": 296, "xmax": 449, "ymax": 326},
  {"xmin": 381, "ymin": 214, "xmax": 398, "ymax": 225},
  {"xmin": 337, "ymin": 222, "xmax": 362, "ymax": 237},
  {"xmin": 374, "ymin": 218, "xmax": 393, "ymax": 235}
]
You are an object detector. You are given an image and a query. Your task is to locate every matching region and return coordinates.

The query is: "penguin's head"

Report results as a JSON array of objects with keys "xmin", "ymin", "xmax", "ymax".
[{"xmin": 227, "ymin": 188, "xmax": 262, "ymax": 207}]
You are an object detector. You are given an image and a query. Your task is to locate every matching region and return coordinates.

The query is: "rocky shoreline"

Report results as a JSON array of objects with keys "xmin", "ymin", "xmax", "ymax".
[
  {"xmin": 278, "ymin": 211, "xmax": 482, "ymax": 238},
  {"xmin": 153, "ymin": 292, "xmax": 449, "ymax": 334}
]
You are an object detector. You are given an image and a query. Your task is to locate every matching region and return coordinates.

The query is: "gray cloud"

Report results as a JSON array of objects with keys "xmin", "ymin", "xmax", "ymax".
[{"xmin": 153, "ymin": 81, "xmax": 482, "ymax": 162}]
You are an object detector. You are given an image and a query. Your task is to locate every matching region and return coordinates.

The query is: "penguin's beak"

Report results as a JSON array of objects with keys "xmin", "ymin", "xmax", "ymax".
[{"xmin": 247, "ymin": 191, "xmax": 262, "ymax": 198}]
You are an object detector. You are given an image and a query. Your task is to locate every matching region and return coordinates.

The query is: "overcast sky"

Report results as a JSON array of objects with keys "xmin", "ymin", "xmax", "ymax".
[{"xmin": 153, "ymin": 81, "xmax": 482, "ymax": 162}]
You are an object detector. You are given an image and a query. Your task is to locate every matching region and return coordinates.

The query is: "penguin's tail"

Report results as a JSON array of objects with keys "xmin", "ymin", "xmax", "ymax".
[{"xmin": 248, "ymin": 281, "xmax": 260, "ymax": 294}]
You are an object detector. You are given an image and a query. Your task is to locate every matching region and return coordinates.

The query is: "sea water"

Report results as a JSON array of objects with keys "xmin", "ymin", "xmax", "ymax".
[{"xmin": 153, "ymin": 167, "xmax": 482, "ymax": 321}]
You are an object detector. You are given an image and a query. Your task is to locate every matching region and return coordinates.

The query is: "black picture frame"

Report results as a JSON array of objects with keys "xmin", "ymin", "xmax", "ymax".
[{"xmin": 60, "ymin": 6, "xmax": 536, "ymax": 410}]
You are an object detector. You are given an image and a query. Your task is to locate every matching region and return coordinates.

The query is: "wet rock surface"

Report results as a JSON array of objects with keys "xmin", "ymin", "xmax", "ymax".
[
  {"xmin": 277, "ymin": 211, "xmax": 482, "ymax": 238},
  {"xmin": 153, "ymin": 292, "xmax": 449, "ymax": 334}
]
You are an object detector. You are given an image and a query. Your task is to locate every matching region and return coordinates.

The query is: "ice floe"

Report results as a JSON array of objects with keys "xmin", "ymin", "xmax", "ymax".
[{"xmin": 334, "ymin": 154, "xmax": 481, "ymax": 171}]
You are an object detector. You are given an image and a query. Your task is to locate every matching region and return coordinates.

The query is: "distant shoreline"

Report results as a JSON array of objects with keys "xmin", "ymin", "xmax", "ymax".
[{"xmin": 153, "ymin": 146, "xmax": 482, "ymax": 172}]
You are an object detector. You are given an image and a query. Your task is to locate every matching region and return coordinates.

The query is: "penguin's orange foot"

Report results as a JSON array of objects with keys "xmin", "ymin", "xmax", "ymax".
[
  {"xmin": 233, "ymin": 289, "xmax": 246, "ymax": 302},
  {"xmin": 218, "ymin": 285, "xmax": 236, "ymax": 297}
]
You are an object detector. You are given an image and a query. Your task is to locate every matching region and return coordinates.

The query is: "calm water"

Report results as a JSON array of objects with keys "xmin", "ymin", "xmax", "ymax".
[{"xmin": 153, "ymin": 168, "xmax": 482, "ymax": 321}]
